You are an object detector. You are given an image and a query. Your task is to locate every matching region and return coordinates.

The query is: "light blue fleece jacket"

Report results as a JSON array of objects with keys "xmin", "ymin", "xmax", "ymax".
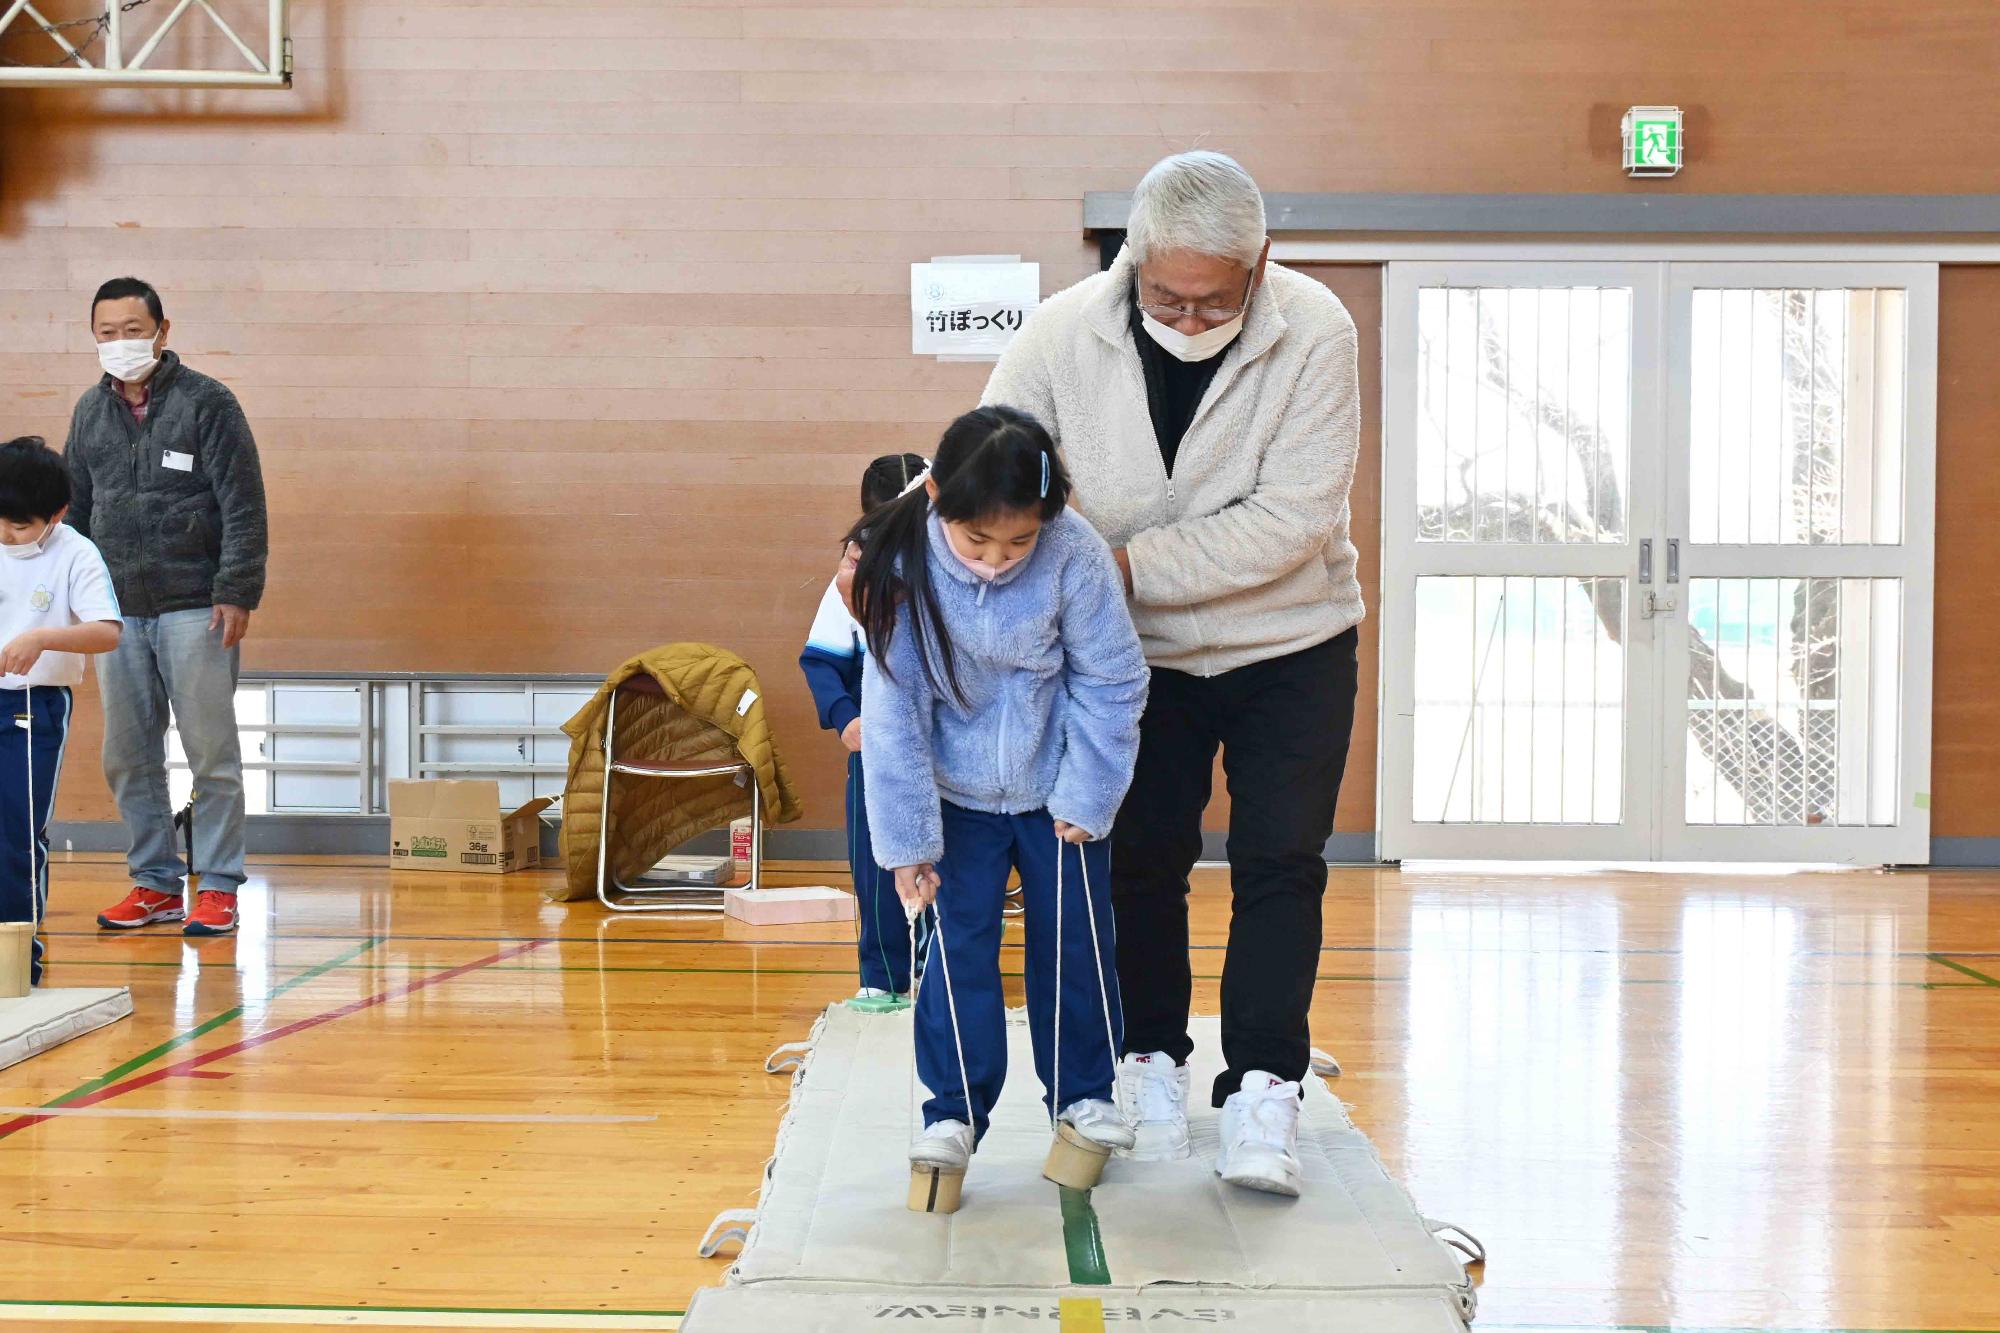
[{"xmin": 861, "ymin": 507, "xmax": 1149, "ymax": 870}]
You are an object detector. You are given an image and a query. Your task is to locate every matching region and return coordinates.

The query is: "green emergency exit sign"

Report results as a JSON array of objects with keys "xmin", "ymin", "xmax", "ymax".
[{"xmin": 1622, "ymin": 106, "xmax": 1684, "ymax": 177}]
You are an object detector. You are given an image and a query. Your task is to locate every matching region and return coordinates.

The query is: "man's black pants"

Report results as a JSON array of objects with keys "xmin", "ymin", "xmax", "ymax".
[{"xmin": 1110, "ymin": 628, "xmax": 1358, "ymax": 1107}]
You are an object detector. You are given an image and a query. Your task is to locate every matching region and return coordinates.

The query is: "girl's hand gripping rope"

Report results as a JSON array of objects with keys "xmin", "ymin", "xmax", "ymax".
[
  {"xmin": 894, "ymin": 862, "xmax": 941, "ymax": 912},
  {"xmin": 1051, "ymin": 819, "xmax": 1090, "ymax": 845}
]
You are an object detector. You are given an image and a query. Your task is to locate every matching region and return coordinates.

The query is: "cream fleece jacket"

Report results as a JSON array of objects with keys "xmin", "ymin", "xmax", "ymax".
[{"xmin": 982, "ymin": 248, "xmax": 1364, "ymax": 677}]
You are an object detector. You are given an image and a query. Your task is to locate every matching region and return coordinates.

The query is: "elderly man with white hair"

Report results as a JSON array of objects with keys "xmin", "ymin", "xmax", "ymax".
[{"xmin": 981, "ymin": 151, "xmax": 1361, "ymax": 1198}]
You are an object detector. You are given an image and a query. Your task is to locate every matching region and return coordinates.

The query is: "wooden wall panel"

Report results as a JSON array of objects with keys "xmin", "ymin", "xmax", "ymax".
[
  {"xmin": 2, "ymin": 1, "xmax": 1997, "ymax": 836},
  {"xmin": 1931, "ymin": 267, "xmax": 2000, "ymax": 838}
]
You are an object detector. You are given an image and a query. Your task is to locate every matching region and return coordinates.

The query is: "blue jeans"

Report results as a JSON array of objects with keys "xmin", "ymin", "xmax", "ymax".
[
  {"xmin": 917, "ymin": 803, "xmax": 1122, "ymax": 1139},
  {"xmin": 96, "ymin": 609, "xmax": 246, "ymax": 897}
]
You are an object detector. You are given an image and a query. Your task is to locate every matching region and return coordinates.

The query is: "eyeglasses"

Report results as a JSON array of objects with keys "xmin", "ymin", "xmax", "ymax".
[{"xmin": 1135, "ymin": 271, "xmax": 1254, "ymax": 325}]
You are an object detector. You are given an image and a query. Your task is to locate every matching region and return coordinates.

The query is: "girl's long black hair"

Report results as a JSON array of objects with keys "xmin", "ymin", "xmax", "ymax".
[
  {"xmin": 846, "ymin": 405, "xmax": 1070, "ymax": 704},
  {"xmin": 860, "ymin": 452, "xmax": 928, "ymax": 513}
]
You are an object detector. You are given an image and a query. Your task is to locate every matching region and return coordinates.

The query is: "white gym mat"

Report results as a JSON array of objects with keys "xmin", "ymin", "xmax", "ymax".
[
  {"xmin": 0, "ymin": 986, "xmax": 132, "ymax": 1072},
  {"xmin": 685, "ymin": 1004, "xmax": 1477, "ymax": 1331},
  {"xmin": 686, "ymin": 1289, "xmax": 1467, "ymax": 1331}
]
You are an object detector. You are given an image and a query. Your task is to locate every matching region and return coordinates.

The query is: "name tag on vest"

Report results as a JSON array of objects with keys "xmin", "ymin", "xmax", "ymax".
[{"xmin": 162, "ymin": 450, "xmax": 194, "ymax": 473}]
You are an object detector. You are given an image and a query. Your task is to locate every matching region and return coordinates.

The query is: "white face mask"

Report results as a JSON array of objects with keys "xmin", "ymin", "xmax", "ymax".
[
  {"xmin": 1, "ymin": 525, "xmax": 55, "ymax": 561},
  {"xmin": 1139, "ymin": 308, "xmax": 1244, "ymax": 363},
  {"xmin": 97, "ymin": 337, "xmax": 160, "ymax": 384}
]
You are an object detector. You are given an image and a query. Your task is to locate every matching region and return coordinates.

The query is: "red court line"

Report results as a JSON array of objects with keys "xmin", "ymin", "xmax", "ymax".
[{"xmin": 0, "ymin": 940, "xmax": 546, "ymax": 1143}]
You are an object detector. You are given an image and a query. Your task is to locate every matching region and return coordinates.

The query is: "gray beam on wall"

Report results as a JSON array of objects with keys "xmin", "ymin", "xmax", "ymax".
[
  {"xmin": 56, "ymin": 820, "xmax": 1999, "ymax": 868},
  {"xmin": 1083, "ymin": 192, "xmax": 2000, "ymax": 236},
  {"xmin": 49, "ymin": 820, "xmax": 1385, "ymax": 865}
]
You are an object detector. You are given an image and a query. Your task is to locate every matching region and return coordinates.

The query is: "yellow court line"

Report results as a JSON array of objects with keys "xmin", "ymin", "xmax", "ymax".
[{"xmin": 1058, "ymin": 1296, "xmax": 1107, "ymax": 1332}]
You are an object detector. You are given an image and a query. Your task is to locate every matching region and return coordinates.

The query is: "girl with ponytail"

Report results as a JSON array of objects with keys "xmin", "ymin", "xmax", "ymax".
[{"xmin": 851, "ymin": 404, "xmax": 1150, "ymax": 1191}]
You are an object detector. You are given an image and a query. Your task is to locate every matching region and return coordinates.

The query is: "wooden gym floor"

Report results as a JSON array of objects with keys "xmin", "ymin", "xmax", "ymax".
[{"xmin": 1, "ymin": 855, "xmax": 1996, "ymax": 1332}]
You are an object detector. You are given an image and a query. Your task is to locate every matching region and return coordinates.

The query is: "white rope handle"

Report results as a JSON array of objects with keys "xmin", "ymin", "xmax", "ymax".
[
  {"xmin": 1076, "ymin": 838, "xmax": 1120, "ymax": 1116},
  {"xmin": 928, "ymin": 898, "xmax": 976, "ymax": 1132},
  {"xmin": 24, "ymin": 684, "xmax": 36, "ymax": 936},
  {"xmin": 1051, "ymin": 830, "xmax": 1123, "ymax": 1129},
  {"xmin": 1051, "ymin": 836, "xmax": 1063, "ymax": 1130},
  {"xmin": 906, "ymin": 906, "xmax": 918, "ymax": 1143},
  {"xmin": 909, "ymin": 877, "xmax": 976, "ymax": 1142}
]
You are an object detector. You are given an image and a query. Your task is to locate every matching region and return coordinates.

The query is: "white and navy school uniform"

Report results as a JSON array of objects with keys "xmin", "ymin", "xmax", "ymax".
[
  {"xmin": 798, "ymin": 578, "xmax": 921, "ymax": 992},
  {"xmin": 0, "ymin": 524, "xmax": 122, "ymax": 985}
]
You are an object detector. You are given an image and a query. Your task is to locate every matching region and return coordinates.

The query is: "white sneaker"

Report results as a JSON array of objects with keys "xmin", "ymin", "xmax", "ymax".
[
  {"xmin": 910, "ymin": 1119, "xmax": 975, "ymax": 1171},
  {"xmin": 1057, "ymin": 1097, "xmax": 1135, "ymax": 1153},
  {"xmin": 1116, "ymin": 1052, "xmax": 1191, "ymax": 1160},
  {"xmin": 1216, "ymin": 1071, "xmax": 1303, "ymax": 1197},
  {"xmin": 855, "ymin": 987, "xmax": 891, "ymax": 1000}
]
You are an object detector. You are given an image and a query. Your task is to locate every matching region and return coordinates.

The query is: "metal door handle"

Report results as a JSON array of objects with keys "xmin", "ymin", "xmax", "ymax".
[
  {"xmin": 1638, "ymin": 539, "xmax": 1653, "ymax": 586},
  {"xmin": 1666, "ymin": 538, "xmax": 1680, "ymax": 585}
]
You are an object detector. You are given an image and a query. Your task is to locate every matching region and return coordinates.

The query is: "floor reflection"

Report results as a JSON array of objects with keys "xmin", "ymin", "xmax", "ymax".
[{"xmin": 1383, "ymin": 870, "xmax": 1937, "ymax": 1327}]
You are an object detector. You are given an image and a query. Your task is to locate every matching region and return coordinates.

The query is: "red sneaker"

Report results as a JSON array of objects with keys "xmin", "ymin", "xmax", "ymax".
[
  {"xmin": 183, "ymin": 890, "xmax": 239, "ymax": 937},
  {"xmin": 97, "ymin": 887, "xmax": 186, "ymax": 930}
]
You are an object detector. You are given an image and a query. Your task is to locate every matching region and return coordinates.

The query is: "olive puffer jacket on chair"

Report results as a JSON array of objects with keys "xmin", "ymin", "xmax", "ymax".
[{"xmin": 554, "ymin": 642, "xmax": 802, "ymax": 903}]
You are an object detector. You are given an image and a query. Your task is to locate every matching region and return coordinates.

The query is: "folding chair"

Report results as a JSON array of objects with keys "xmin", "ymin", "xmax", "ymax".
[{"xmin": 594, "ymin": 674, "xmax": 762, "ymax": 913}]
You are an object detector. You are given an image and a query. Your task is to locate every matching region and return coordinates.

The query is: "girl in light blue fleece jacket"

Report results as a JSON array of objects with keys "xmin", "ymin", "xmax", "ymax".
[{"xmin": 851, "ymin": 405, "xmax": 1150, "ymax": 1180}]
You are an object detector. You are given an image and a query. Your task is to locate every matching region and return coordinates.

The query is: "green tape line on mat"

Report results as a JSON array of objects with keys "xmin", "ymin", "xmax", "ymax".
[{"xmin": 1059, "ymin": 1186, "xmax": 1111, "ymax": 1285}]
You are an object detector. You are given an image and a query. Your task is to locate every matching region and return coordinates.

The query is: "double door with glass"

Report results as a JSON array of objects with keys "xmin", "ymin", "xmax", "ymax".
[{"xmin": 1378, "ymin": 261, "xmax": 1935, "ymax": 864}]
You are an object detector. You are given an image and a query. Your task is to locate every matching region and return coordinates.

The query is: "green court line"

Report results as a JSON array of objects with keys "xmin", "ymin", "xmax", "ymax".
[
  {"xmin": 44, "ymin": 927, "xmax": 2000, "ymax": 962},
  {"xmin": 0, "ymin": 1297, "xmax": 686, "ymax": 1318},
  {"xmin": 47, "ymin": 958, "xmax": 1393, "ymax": 984},
  {"xmin": 1058, "ymin": 1186, "xmax": 1111, "ymax": 1286},
  {"xmin": 1928, "ymin": 953, "xmax": 2000, "ymax": 986},
  {"xmin": 39, "ymin": 936, "xmax": 383, "ymax": 1109}
]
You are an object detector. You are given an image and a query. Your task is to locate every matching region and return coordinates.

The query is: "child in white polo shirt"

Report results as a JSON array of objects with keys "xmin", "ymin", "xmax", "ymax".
[{"xmin": 0, "ymin": 437, "xmax": 122, "ymax": 986}]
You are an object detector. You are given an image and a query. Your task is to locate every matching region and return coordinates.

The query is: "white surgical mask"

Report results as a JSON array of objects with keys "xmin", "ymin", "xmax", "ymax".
[
  {"xmin": 1, "ymin": 525, "xmax": 55, "ymax": 561},
  {"xmin": 1139, "ymin": 308, "xmax": 1244, "ymax": 363},
  {"xmin": 97, "ymin": 337, "xmax": 160, "ymax": 384}
]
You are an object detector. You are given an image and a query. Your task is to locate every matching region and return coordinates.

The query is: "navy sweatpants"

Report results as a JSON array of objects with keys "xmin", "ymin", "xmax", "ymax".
[
  {"xmin": 847, "ymin": 752, "xmax": 920, "ymax": 993},
  {"xmin": 0, "ymin": 686, "xmax": 73, "ymax": 988},
  {"xmin": 917, "ymin": 802, "xmax": 1122, "ymax": 1139}
]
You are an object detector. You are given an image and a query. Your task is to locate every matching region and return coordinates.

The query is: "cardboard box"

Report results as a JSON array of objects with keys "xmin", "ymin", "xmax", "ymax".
[{"xmin": 389, "ymin": 780, "xmax": 553, "ymax": 875}]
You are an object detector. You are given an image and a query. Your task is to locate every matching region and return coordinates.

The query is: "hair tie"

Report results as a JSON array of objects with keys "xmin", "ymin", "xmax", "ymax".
[
  {"xmin": 1039, "ymin": 451, "xmax": 1050, "ymax": 499},
  {"xmin": 899, "ymin": 463, "xmax": 932, "ymax": 498}
]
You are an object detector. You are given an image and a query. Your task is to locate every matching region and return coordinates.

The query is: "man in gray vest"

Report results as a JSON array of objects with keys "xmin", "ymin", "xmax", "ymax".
[{"xmin": 67, "ymin": 277, "xmax": 268, "ymax": 939}]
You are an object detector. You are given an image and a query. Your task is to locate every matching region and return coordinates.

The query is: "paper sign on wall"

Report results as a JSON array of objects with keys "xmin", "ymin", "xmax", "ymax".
[{"xmin": 911, "ymin": 258, "xmax": 1040, "ymax": 360}]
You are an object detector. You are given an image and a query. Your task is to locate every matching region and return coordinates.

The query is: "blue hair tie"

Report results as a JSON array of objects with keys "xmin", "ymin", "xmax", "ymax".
[{"xmin": 1039, "ymin": 452, "xmax": 1050, "ymax": 498}]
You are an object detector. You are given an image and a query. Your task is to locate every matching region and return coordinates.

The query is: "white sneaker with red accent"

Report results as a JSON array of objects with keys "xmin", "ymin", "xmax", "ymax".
[
  {"xmin": 1216, "ymin": 1070, "xmax": 1303, "ymax": 1198},
  {"xmin": 1115, "ymin": 1052, "xmax": 1191, "ymax": 1161}
]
